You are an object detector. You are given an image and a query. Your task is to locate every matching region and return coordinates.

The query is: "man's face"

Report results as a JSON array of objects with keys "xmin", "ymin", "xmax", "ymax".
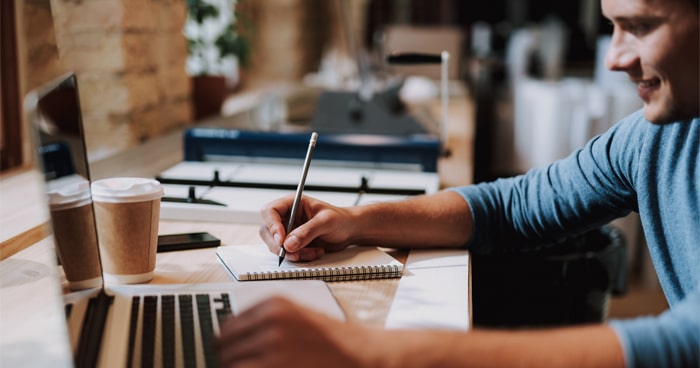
[{"xmin": 603, "ymin": 0, "xmax": 699, "ymax": 123}]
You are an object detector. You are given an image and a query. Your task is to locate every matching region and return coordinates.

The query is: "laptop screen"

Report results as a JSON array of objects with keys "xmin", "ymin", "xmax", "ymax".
[
  {"xmin": 27, "ymin": 72, "xmax": 104, "ymax": 289},
  {"xmin": 32, "ymin": 73, "xmax": 92, "ymax": 182}
]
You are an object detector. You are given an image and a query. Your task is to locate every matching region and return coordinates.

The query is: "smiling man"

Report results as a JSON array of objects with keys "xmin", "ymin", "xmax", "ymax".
[
  {"xmin": 216, "ymin": 0, "xmax": 700, "ymax": 367},
  {"xmin": 605, "ymin": 0, "xmax": 699, "ymax": 123}
]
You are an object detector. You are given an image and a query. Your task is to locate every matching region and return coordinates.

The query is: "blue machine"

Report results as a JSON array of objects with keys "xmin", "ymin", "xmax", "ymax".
[{"xmin": 182, "ymin": 128, "xmax": 441, "ymax": 173}]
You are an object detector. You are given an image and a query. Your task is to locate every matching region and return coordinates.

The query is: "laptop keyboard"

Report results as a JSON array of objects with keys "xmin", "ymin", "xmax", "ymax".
[
  {"xmin": 66, "ymin": 291, "xmax": 233, "ymax": 368},
  {"xmin": 128, "ymin": 293, "xmax": 233, "ymax": 368}
]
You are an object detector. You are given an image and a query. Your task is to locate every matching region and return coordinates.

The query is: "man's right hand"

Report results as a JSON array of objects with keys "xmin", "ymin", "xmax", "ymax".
[{"xmin": 258, "ymin": 194, "xmax": 356, "ymax": 262}]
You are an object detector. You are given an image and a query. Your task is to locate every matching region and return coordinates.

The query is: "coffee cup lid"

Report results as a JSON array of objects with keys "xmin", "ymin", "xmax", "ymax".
[
  {"xmin": 91, "ymin": 177, "xmax": 163, "ymax": 203},
  {"xmin": 48, "ymin": 178, "xmax": 92, "ymax": 210}
]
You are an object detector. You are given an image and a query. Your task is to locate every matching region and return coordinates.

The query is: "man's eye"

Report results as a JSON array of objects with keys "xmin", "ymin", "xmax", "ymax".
[
  {"xmin": 626, "ymin": 24, "xmax": 651, "ymax": 34},
  {"xmin": 620, "ymin": 20, "xmax": 660, "ymax": 36}
]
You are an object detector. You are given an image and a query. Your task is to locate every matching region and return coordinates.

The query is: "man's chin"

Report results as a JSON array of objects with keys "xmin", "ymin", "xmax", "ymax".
[
  {"xmin": 643, "ymin": 104, "xmax": 698, "ymax": 124},
  {"xmin": 643, "ymin": 105, "xmax": 670, "ymax": 124}
]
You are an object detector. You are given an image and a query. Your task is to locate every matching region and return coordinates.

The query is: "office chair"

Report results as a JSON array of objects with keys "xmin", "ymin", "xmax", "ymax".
[{"xmin": 472, "ymin": 225, "xmax": 627, "ymax": 328}]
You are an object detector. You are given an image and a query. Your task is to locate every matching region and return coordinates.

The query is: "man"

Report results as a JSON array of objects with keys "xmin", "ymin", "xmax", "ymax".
[{"xmin": 216, "ymin": 0, "xmax": 699, "ymax": 366}]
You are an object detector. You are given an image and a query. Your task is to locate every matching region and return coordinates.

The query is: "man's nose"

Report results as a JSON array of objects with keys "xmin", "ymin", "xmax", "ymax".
[{"xmin": 605, "ymin": 32, "xmax": 638, "ymax": 71}]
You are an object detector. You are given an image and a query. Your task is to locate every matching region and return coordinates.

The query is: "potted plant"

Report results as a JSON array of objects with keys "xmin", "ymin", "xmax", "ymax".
[{"xmin": 184, "ymin": 0, "xmax": 251, "ymax": 119}]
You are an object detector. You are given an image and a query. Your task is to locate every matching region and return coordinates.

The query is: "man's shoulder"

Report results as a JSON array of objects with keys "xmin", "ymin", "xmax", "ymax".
[
  {"xmin": 598, "ymin": 109, "xmax": 650, "ymax": 151},
  {"xmin": 612, "ymin": 110, "xmax": 700, "ymax": 135},
  {"xmin": 611, "ymin": 109, "xmax": 649, "ymax": 132}
]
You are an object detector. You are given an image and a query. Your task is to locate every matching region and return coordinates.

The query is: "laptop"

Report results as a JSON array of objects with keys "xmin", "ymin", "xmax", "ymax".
[{"xmin": 25, "ymin": 72, "xmax": 346, "ymax": 368}]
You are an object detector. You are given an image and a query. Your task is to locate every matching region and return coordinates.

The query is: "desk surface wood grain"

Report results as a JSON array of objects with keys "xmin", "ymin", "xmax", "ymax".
[{"xmin": 0, "ymin": 168, "xmax": 51, "ymax": 260}]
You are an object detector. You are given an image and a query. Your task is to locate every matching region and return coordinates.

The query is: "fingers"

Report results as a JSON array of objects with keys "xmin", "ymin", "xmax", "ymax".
[
  {"xmin": 259, "ymin": 194, "xmax": 348, "ymax": 261},
  {"xmin": 259, "ymin": 194, "xmax": 316, "ymax": 250},
  {"xmin": 217, "ymin": 296, "xmax": 366, "ymax": 368},
  {"xmin": 278, "ymin": 207, "xmax": 332, "ymax": 262},
  {"xmin": 264, "ymin": 229, "xmax": 323, "ymax": 261},
  {"xmin": 281, "ymin": 215, "xmax": 323, "ymax": 252},
  {"xmin": 216, "ymin": 298, "xmax": 284, "ymax": 365},
  {"xmin": 259, "ymin": 194, "xmax": 294, "ymax": 253},
  {"xmin": 287, "ymin": 246, "xmax": 325, "ymax": 262},
  {"xmin": 284, "ymin": 206, "xmax": 351, "ymax": 254},
  {"xmin": 258, "ymin": 223, "xmax": 283, "ymax": 254},
  {"xmin": 216, "ymin": 297, "xmax": 308, "ymax": 367}
]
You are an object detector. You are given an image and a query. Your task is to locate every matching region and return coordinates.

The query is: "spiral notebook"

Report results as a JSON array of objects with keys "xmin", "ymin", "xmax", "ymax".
[{"xmin": 216, "ymin": 244, "xmax": 404, "ymax": 281}]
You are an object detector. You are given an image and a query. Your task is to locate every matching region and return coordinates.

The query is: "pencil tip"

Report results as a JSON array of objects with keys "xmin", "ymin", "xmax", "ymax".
[{"xmin": 278, "ymin": 257, "xmax": 283, "ymax": 267}]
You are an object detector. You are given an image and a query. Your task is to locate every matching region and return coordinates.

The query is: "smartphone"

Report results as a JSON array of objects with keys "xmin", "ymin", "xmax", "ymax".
[{"xmin": 157, "ymin": 232, "xmax": 221, "ymax": 252}]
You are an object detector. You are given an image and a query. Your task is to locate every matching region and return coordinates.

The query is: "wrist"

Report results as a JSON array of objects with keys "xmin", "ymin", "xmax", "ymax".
[
  {"xmin": 356, "ymin": 328, "xmax": 406, "ymax": 368},
  {"xmin": 346, "ymin": 203, "xmax": 389, "ymax": 245}
]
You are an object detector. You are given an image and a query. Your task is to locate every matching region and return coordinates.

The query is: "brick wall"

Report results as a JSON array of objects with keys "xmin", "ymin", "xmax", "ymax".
[
  {"xmin": 243, "ymin": 0, "xmax": 332, "ymax": 86},
  {"xmin": 21, "ymin": 0, "xmax": 192, "ymax": 161},
  {"xmin": 19, "ymin": 0, "xmax": 338, "ymax": 161}
]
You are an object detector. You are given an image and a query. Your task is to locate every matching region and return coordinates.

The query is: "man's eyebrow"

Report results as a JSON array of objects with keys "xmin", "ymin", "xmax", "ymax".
[
  {"xmin": 612, "ymin": 9, "xmax": 667, "ymax": 22},
  {"xmin": 606, "ymin": 14, "xmax": 664, "ymax": 26}
]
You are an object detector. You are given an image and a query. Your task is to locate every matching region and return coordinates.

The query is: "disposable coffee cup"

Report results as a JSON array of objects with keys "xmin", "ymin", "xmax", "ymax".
[
  {"xmin": 48, "ymin": 178, "xmax": 102, "ymax": 290},
  {"xmin": 91, "ymin": 177, "xmax": 163, "ymax": 284}
]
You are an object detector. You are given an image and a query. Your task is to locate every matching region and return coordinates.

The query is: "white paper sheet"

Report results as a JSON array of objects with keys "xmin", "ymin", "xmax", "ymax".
[
  {"xmin": 385, "ymin": 249, "xmax": 470, "ymax": 330},
  {"xmin": 368, "ymin": 170, "xmax": 440, "ymax": 193},
  {"xmin": 158, "ymin": 161, "xmax": 440, "ymax": 223},
  {"xmin": 158, "ymin": 161, "xmax": 241, "ymax": 181}
]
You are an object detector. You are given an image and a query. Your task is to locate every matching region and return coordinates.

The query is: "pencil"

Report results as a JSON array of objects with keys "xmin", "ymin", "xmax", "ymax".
[{"xmin": 278, "ymin": 132, "xmax": 318, "ymax": 266}]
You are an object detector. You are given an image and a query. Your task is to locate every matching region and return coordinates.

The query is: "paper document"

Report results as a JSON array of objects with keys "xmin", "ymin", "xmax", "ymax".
[
  {"xmin": 157, "ymin": 161, "xmax": 440, "ymax": 224},
  {"xmin": 385, "ymin": 249, "xmax": 470, "ymax": 330}
]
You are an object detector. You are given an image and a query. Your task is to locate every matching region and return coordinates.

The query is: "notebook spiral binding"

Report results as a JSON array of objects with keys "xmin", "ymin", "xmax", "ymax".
[{"xmin": 245, "ymin": 265, "xmax": 403, "ymax": 282}]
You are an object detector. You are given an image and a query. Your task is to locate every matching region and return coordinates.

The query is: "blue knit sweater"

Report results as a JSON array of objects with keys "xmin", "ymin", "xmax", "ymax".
[{"xmin": 450, "ymin": 110, "xmax": 699, "ymax": 367}]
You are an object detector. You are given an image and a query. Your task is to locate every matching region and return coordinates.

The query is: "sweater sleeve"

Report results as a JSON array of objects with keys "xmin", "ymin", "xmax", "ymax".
[
  {"xmin": 449, "ymin": 111, "xmax": 700, "ymax": 367},
  {"xmin": 609, "ymin": 286, "xmax": 700, "ymax": 368},
  {"xmin": 448, "ymin": 113, "xmax": 644, "ymax": 253}
]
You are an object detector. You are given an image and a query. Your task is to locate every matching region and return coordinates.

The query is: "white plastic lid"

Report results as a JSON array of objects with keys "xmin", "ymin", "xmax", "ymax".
[
  {"xmin": 48, "ymin": 178, "xmax": 92, "ymax": 210},
  {"xmin": 91, "ymin": 177, "xmax": 163, "ymax": 203}
]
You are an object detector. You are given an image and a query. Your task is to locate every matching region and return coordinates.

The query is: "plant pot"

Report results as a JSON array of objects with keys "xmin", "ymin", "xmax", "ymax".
[{"xmin": 191, "ymin": 75, "xmax": 228, "ymax": 120}]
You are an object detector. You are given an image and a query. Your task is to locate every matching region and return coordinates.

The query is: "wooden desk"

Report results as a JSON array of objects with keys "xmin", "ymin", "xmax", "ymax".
[
  {"xmin": 0, "ymin": 168, "xmax": 51, "ymax": 260},
  {"xmin": 0, "ymin": 82, "xmax": 474, "ymax": 364}
]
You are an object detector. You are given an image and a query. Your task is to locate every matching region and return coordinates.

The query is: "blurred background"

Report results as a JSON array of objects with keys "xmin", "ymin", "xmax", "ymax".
[{"xmin": 1, "ymin": 0, "xmax": 666, "ymax": 318}]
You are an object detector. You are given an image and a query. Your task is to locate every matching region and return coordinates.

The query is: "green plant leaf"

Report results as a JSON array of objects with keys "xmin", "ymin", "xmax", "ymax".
[
  {"xmin": 215, "ymin": 30, "xmax": 250, "ymax": 66},
  {"xmin": 188, "ymin": 0, "xmax": 219, "ymax": 24}
]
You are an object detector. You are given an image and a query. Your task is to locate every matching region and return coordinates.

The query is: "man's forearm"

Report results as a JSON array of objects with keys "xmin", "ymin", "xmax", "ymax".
[
  {"xmin": 349, "ymin": 190, "xmax": 473, "ymax": 249},
  {"xmin": 371, "ymin": 324, "xmax": 626, "ymax": 368}
]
